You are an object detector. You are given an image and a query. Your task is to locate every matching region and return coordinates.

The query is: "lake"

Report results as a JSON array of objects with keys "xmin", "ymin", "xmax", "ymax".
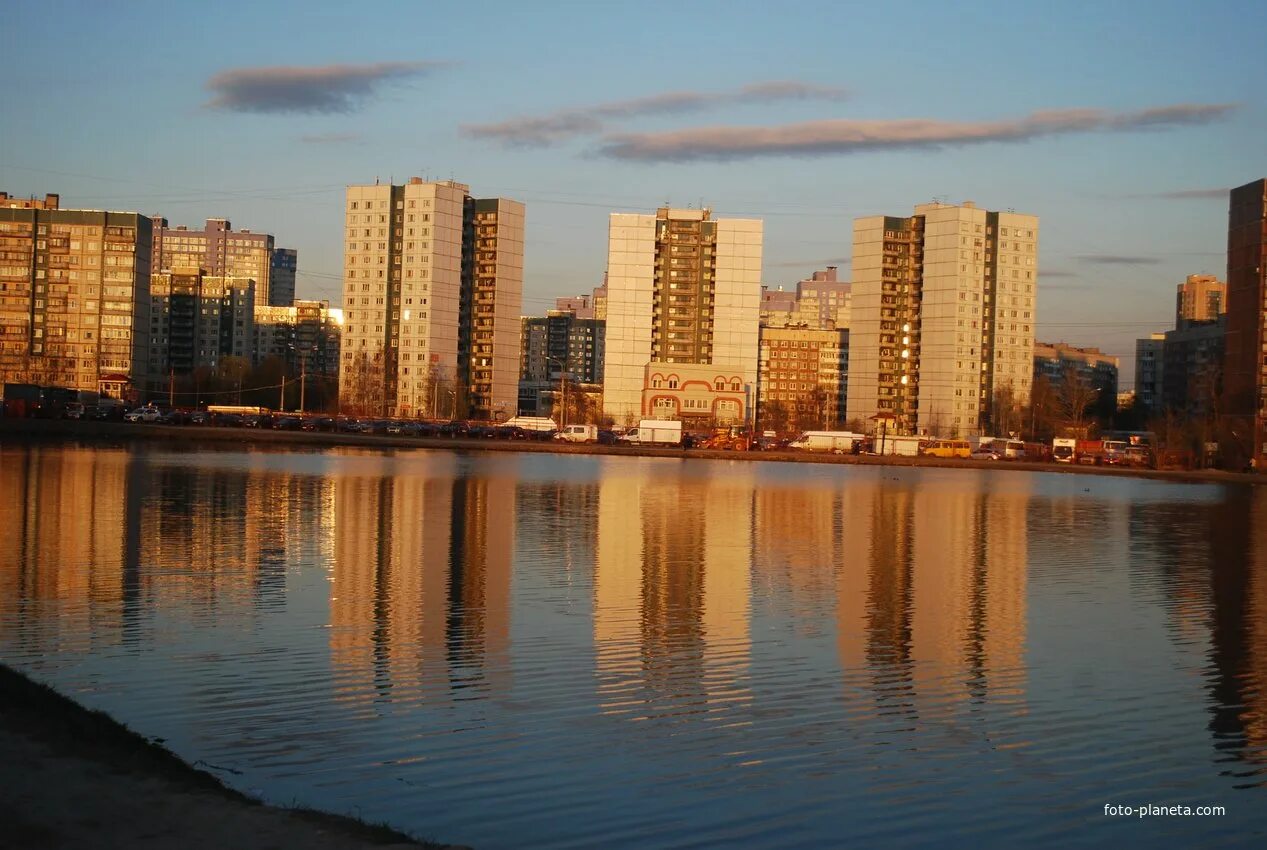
[{"xmin": 1, "ymin": 442, "xmax": 1264, "ymax": 848}]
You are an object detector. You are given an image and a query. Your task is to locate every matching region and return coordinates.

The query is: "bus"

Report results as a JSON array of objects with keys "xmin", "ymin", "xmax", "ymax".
[
  {"xmin": 922, "ymin": 439, "xmax": 970, "ymax": 458},
  {"xmin": 206, "ymin": 405, "xmax": 271, "ymax": 415}
]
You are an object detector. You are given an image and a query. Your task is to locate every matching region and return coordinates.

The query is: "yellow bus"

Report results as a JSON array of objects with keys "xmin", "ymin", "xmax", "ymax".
[{"xmin": 922, "ymin": 439, "xmax": 971, "ymax": 458}]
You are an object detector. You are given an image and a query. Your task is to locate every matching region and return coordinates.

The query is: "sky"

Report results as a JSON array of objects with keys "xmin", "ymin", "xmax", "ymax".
[{"xmin": 3, "ymin": 0, "xmax": 1265, "ymax": 388}]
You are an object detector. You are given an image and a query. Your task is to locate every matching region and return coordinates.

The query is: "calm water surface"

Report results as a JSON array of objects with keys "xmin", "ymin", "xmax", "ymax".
[{"xmin": 2, "ymin": 442, "xmax": 1266, "ymax": 848}]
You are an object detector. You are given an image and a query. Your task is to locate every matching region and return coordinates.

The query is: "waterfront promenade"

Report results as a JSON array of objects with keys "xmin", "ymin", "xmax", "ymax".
[{"xmin": 0, "ymin": 417, "xmax": 1259, "ymax": 487}]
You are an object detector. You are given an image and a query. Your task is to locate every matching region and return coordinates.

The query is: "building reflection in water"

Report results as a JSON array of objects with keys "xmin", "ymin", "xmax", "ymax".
[
  {"xmin": 832, "ymin": 473, "xmax": 1029, "ymax": 720},
  {"xmin": 1125, "ymin": 486, "xmax": 1267, "ymax": 780},
  {"xmin": 0, "ymin": 445, "xmax": 320, "ymax": 648},
  {"xmin": 0, "ymin": 446, "xmax": 131, "ymax": 648},
  {"xmin": 594, "ymin": 462, "xmax": 754, "ymax": 720},
  {"xmin": 1201, "ymin": 490, "xmax": 1267, "ymax": 778},
  {"xmin": 328, "ymin": 452, "xmax": 516, "ymax": 704}
]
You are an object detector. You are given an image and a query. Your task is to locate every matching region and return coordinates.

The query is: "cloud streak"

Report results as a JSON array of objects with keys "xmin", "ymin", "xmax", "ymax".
[
  {"xmin": 594, "ymin": 103, "xmax": 1236, "ymax": 162},
  {"xmin": 299, "ymin": 132, "xmax": 362, "ymax": 144},
  {"xmin": 463, "ymin": 81, "xmax": 848, "ymax": 147},
  {"xmin": 205, "ymin": 61, "xmax": 448, "ymax": 114},
  {"xmin": 1130, "ymin": 187, "xmax": 1228, "ymax": 200},
  {"xmin": 1075, "ymin": 254, "xmax": 1162, "ymax": 265}
]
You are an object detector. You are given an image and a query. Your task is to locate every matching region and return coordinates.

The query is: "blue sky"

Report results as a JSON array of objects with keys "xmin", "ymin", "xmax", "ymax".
[{"xmin": 4, "ymin": 0, "xmax": 1264, "ymax": 387}]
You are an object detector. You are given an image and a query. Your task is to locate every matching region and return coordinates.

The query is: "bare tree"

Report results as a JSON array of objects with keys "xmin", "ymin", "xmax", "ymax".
[{"xmin": 1056, "ymin": 364, "xmax": 1100, "ymax": 435}]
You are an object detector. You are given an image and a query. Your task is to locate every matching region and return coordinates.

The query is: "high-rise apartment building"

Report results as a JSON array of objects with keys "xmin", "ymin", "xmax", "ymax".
[
  {"xmin": 151, "ymin": 217, "xmax": 291, "ymax": 309},
  {"xmin": 147, "ymin": 269, "xmax": 254, "ymax": 382},
  {"xmin": 270, "ymin": 248, "xmax": 298, "ymax": 307},
  {"xmin": 1223, "ymin": 178, "xmax": 1267, "ymax": 463},
  {"xmin": 846, "ymin": 201, "xmax": 1038, "ymax": 437},
  {"xmin": 338, "ymin": 178, "xmax": 523, "ymax": 419},
  {"xmin": 603, "ymin": 207, "xmax": 762, "ymax": 424},
  {"xmin": 460, "ymin": 198, "xmax": 524, "ymax": 420},
  {"xmin": 1176, "ymin": 273, "xmax": 1225, "ymax": 327},
  {"xmin": 0, "ymin": 203, "xmax": 152, "ymax": 397}
]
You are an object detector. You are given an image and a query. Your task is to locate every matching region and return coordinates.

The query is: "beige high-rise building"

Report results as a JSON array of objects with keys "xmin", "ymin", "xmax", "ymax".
[
  {"xmin": 1175, "ymin": 273, "xmax": 1225, "ymax": 327},
  {"xmin": 0, "ymin": 204, "xmax": 152, "ymax": 398},
  {"xmin": 603, "ymin": 207, "xmax": 762, "ymax": 424},
  {"xmin": 846, "ymin": 201, "xmax": 1037, "ymax": 437},
  {"xmin": 339, "ymin": 178, "xmax": 523, "ymax": 419}
]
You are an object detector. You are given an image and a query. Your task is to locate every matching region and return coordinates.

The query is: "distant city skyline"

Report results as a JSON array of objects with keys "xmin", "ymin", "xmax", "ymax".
[{"xmin": 4, "ymin": 0, "xmax": 1265, "ymax": 386}]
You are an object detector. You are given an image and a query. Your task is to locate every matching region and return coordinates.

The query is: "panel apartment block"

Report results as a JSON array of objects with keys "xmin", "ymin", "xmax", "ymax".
[
  {"xmin": 0, "ymin": 205, "xmax": 152, "ymax": 397},
  {"xmin": 461, "ymin": 198, "xmax": 524, "ymax": 420},
  {"xmin": 339, "ymin": 178, "xmax": 522, "ymax": 419},
  {"xmin": 1222, "ymin": 178, "xmax": 1267, "ymax": 461},
  {"xmin": 603, "ymin": 207, "xmax": 761, "ymax": 424},
  {"xmin": 846, "ymin": 201, "xmax": 1037, "ymax": 437},
  {"xmin": 270, "ymin": 247, "xmax": 298, "ymax": 307},
  {"xmin": 147, "ymin": 269, "xmax": 254, "ymax": 381}
]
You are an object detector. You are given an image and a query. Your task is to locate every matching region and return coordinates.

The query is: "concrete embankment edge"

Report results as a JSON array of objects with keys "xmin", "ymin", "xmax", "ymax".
[{"xmin": 0, "ymin": 418, "xmax": 1260, "ymax": 487}]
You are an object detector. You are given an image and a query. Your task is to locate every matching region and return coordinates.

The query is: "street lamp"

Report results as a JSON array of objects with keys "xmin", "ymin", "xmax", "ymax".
[
  {"xmin": 287, "ymin": 341, "xmax": 310, "ymax": 414},
  {"xmin": 545, "ymin": 356, "xmax": 568, "ymax": 429}
]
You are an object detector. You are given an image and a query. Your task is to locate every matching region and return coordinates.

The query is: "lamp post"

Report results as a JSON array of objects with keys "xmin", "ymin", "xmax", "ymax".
[
  {"xmin": 545, "ymin": 355, "xmax": 568, "ymax": 429},
  {"xmin": 287, "ymin": 341, "xmax": 311, "ymax": 415}
]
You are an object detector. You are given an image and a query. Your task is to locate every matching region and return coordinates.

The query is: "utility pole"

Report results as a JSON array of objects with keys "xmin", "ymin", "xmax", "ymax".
[
  {"xmin": 169, "ymin": 367, "xmax": 175, "ymax": 408},
  {"xmin": 299, "ymin": 350, "xmax": 307, "ymax": 414},
  {"xmin": 280, "ymin": 374, "xmax": 286, "ymax": 411}
]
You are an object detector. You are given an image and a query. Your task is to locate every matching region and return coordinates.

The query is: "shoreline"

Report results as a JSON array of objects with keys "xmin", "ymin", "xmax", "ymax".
[
  {"xmin": 0, "ymin": 417, "xmax": 1259, "ymax": 487},
  {"xmin": 0, "ymin": 661, "xmax": 459, "ymax": 849}
]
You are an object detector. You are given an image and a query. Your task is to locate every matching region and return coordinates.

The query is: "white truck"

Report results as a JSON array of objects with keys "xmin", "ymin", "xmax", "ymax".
[
  {"xmin": 619, "ymin": 419, "xmax": 682, "ymax": 446},
  {"xmin": 789, "ymin": 431, "xmax": 864, "ymax": 453},
  {"xmin": 874, "ymin": 434, "xmax": 924, "ymax": 456},
  {"xmin": 1052, "ymin": 437, "xmax": 1077, "ymax": 463}
]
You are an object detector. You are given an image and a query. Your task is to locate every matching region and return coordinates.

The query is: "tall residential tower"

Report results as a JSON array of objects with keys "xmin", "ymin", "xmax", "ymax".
[
  {"xmin": 603, "ymin": 207, "xmax": 762, "ymax": 424},
  {"xmin": 1223, "ymin": 178, "xmax": 1267, "ymax": 463},
  {"xmin": 338, "ymin": 178, "xmax": 523, "ymax": 419},
  {"xmin": 846, "ymin": 201, "xmax": 1037, "ymax": 437}
]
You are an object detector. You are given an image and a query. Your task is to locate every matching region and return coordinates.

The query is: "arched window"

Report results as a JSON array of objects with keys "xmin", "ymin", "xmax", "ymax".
[
  {"xmin": 715, "ymin": 378, "xmax": 725, "ymax": 390},
  {"xmin": 730, "ymin": 380, "xmax": 741, "ymax": 392}
]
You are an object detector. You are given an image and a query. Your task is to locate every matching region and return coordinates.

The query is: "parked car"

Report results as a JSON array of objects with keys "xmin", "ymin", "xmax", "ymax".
[
  {"xmin": 188, "ymin": 410, "xmax": 210, "ymax": 426},
  {"xmin": 440, "ymin": 421, "xmax": 470, "ymax": 437},
  {"xmin": 64, "ymin": 402, "xmax": 85, "ymax": 420},
  {"xmin": 597, "ymin": 429, "xmax": 619, "ymax": 445},
  {"xmin": 160, "ymin": 409, "xmax": 189, "ymax": 425},
  {"xmin": 273, "ymin": 416, "xmax": 303, "ymax": 431},
  {"xmin": 970, "ymin": 447, "xmax": 1002, "ymax": 461},
  {"xmin": 213, "ymin": 413, "xmax": 244, "ymax": 427},
  {"xmin": 495, "ymin": 425, "xmax": 530, "ymax": 440},
  {"xmin": 302, "ymin": 417, "xmax": 336, "ymax": 432},
  {"xmin": 125, "ymin": 406, "xmax": 162, "ymax": 423}
]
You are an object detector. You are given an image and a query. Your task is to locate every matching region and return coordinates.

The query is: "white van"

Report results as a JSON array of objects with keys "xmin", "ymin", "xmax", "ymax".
[{"xmin": 557, "ymin": 424, "xmax": 598, "ymax": 443}]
